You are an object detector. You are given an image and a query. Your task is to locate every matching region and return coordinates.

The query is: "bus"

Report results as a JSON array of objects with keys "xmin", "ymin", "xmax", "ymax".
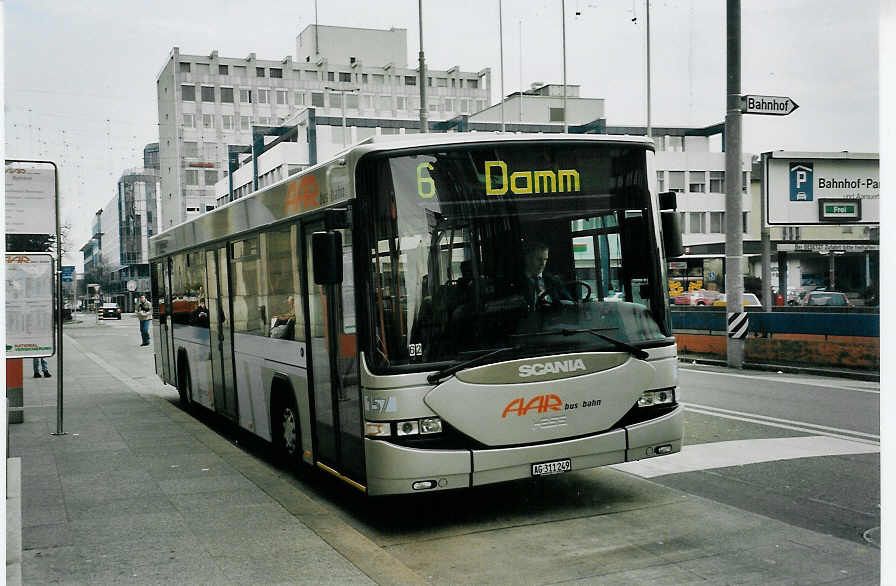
[{"xmin": 149, "ymin": 133, "xmax": 684, "ymax": 496}]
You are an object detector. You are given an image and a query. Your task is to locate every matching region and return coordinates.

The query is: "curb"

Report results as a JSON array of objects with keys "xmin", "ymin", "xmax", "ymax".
[{"xmin": 678, "ymin": 356, "xmax": 880, "ymax": 383}]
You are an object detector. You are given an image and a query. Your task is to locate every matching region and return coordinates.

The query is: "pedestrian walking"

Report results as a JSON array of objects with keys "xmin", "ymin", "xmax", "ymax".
[
  {"xmin": 136, "ymin": 294, "xmax": 153, "ymax": 346},
  {"xmin": 32, "ymin": 357, "xmax": 51, "ymax": 378}
]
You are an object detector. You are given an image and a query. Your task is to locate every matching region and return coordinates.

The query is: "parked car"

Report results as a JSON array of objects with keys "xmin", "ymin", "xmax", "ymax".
[
  {"xmin": 98, "ymin": 302, "xmax": 122, "ymax": 320},
  {"xmin": 712, "ymin": 293, "xmax": 762, "ymax": 307},
  {"xmin": 674, "ymin": 289, "xmax": 723, "ymax": 306},
  {"xmin": 801, "ymin": 291, "xmax": 852, "ymax": 308}
]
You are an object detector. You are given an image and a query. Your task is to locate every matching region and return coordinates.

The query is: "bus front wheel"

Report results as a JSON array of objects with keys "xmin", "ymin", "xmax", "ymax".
[
  {"xmin": 177, "ymin": 358, "xmax": 192, "ymax": 407},
  {"xmin": 272, "ymin": 389, "xmax": 299, "ymax": 463}
]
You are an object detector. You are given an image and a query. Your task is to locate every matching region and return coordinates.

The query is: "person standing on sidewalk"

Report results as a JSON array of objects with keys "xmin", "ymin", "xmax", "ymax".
[
  {"xmin": 136, "ymin": 294, "xmax": 153, "ymax": 346},
  {"xmin": 32, "ymin": 357, "xmax": 50, "ymax": 378}
]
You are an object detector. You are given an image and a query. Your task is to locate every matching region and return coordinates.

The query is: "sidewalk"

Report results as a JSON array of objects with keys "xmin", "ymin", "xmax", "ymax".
[{"xmin": 7, "ymin": 317, "xmax": 424, "ymax": 585}]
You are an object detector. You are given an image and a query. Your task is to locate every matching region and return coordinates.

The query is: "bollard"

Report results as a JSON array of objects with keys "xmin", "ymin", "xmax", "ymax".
[{"xmin": 7, "ymin": 358, "xmax": 24, "ymax": 424}]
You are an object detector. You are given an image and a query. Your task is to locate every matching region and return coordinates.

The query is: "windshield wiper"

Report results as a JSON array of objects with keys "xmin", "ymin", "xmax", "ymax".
[
  {"xmin": 560, "ymin": 328, "xmax": 649, "ymax": 360},
  {"xmin": 427, "ymin": 346, "xmax": 517, "ymax": 385},
  {"xmin": 510, "ymin": 327, "xmax": 649, "ymax": 360}
]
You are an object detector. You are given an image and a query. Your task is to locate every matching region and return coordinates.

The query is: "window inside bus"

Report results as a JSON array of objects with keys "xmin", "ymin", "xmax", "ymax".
[
  {"xmin": 170, "ymin": 251, "xmax": 205, "ymax": 325},
  {"xmin": 361, "ymin": 142, "xmax": 671, "ymax": 372}
]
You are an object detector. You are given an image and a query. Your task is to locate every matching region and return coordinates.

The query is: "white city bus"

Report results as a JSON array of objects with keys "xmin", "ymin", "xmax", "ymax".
[{"xmin": 149, "ymin": 133, "xmax": 684, "ymax": 495}]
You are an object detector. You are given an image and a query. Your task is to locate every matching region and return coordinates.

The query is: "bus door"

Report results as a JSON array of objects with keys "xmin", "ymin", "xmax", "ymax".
[
  {"xmin": 152, "ymin": 260, "xmax": 175, "ymax": 384},
  {"xmin": 304, "ymin": 221, "xmax": 364, "ymax": 485},
  {"xmin": 205, "ymin": 246, "xmax": 238, "ymax": 420}
]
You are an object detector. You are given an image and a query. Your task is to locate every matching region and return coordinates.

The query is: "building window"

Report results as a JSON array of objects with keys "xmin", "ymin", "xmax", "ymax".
[
  {"xmin": 270, "ymin": 68, "xmax": 282, "ymax": 78},
  {"xmin": 329, "ymin": 92, "xmax": 342, "ymax": 108},
  {"xmin": 668, "ymin": 171, "xmax": 685, "ymax": 193},
  {"xmin": 428, "ymin": 102, "xmax": 439, "ymax": 112},
  {"xmin": 204, "ymin": 170, "xmax": 218, "ymax": 185},
  {"xmin": 185, "ymin": 170, "xmax": 199, "ymax": 185},
  {"xmin": 339, "ymin": 72, "xmax": 351, "ymax": 82},
  {"xmin": 276, "ymin": 90, "xmax": 288, "ymax": 105},
  {"xmin": 195, "ymin": 63, "xmax": 209, "ymax": 74},
  {"xmin": 377, "ymin": 95, "xmax": 391, "ymax": 110},
  {"xmin": 327, "ymin": 71, "xmax": 335, "ymax": 82},
  {"xmin": 689, "ymin": 171, "xmax": 706, "ymax": 193},
  {"xmin": 202, "ymin": 114, "xmax": 214, "ymax": 129},
  {"xmin": 220, "ymin": 87, "xmax": 234, "ymax": 103},
  {"xmin": 239, "ymin": 88, "xmax": 251, "ymax": 103},
  {"xmin": 404, "ymin": 75, "xmax": 417, "ymax": 86},
  {"xmin": 256, "ymin": 89, "xmax": 270, "ymax": 104},
  {"xmin": 362, "ymin": 94, "xmax": 372, "ymax": 109},
  {"xmin": 468, "ymin": 78, "xmax": 479, "ymax": 89},
  {"xmin": 710, "ymin": 171, "xmax": 725, "ymax": 193},
  {"xmin": 240, "ymin": 116, "xmax": 251, "ymax": 130},
  {"xmin": 256, "ymin": 67, "xmax": 266, "ymax": 77},
  {"xmin": 362, "ymin": 73, "xmax": 368, "ymax": 84},
  {"xmin": 219, "ymin": 64, "xmax": 229, "ymax": 75},
  {"xmin": 181, "ymin": 85, "xmax": 196, "ymax": 101},
  {"xmin": 689, "ymin": 212, "xmax": 705, "ymax": 233},
  {"xmin": 710, "ymin": 211, "xmax": 725, "ymax": 233},
  {"xmin": 437, "ymin": 77, "xmax": 448, "ymax": 87},
  {"xmin": 179, "ymin": 62, "xmax": 191, "ymax": 73},
  {"xmin": 452, "ymin": 78, "xmax": 456, "ymax": 88},
  {"xmin": 232, "ymin": 65, "xmax": 246, "ymax": 77},
  {"xmin": 667, "ymin": 136, "xmax": 683, "ymax": 152},
  {"xmin": 346, "ymin": 93, "xmax": 359, "ymax": 109},
  {"xmin": 549, "ymin": 107, "xmax": 565, "ymax": 122},
  {"xmin": 201, "ymin": 86, "xmax": 215, "ymax": 102},
  {"xmin": 656, "ymin": 171, "xmax": 664, "ymax": 192},
  {"xmin": 371, "ymin": 74, "xmax": 384, "ymax": 85},
  {"xmin": 206, "ymin": 204, "xmax": 215, "ymax": 212},
  {"xmin": 396, "ymin": 96, "xmax": 407, "ymax": 110},
  {"xmin": 222, "ymin": 115, "xmax": 234, "ymax": 130},
  {"xmin": 742, "ymin": 212, "xmax": 749, "ymax": 233},
  {"xmin": 742, "ymin": 171, "xmax": 749, "ymax": 192},
  {"xmin": 295, "ymin": 91, "xmax": 306, "ymax": 105},
  {"xmin": 182, "ymin": 141, "xmax": 199, "ymax": 157},
  {"xmin": 460, "ymin": 99, "xmax": 470, "ymax": 113},
  {"xmin": 258, "ymin": 116, "xmax": 270, "ymax": 126},
  {"xmin": 186, "ymin": 206, "xmax": 200, "ymax": 213},
  {"xmin": 311, "ymin": 92, "xmax": 324, "ymax": 107},
  {"xmin": 444, "ymin": 98, "xmax": 454, "ymax": 112},
  {"xmin": 304, "ymin": 70, "xmax": 317, "ymax": 80},
  {"xmin": 476, "ymin": 100, "xmax": 485, "ymax": 112},
  {"xmin": 183, "ymin": 113, "xmax": 195, "ymax": 128}
]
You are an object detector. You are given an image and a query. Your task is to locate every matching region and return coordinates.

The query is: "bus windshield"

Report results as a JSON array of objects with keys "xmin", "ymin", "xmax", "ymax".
[{"xmin": 363, "ymin": 141, "xmax": 671, "ymax": 372}]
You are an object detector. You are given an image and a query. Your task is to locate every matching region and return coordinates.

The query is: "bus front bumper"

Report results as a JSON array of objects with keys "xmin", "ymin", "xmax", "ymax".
[{"xmin": 364, "ymin": 405, "xmax": 683, "ymax": 496}]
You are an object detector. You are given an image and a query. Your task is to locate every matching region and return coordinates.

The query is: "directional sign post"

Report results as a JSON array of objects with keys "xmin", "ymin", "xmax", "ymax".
[{"xmin": 740, "ymin": 94, "xmax": 799, "ymax": 116}]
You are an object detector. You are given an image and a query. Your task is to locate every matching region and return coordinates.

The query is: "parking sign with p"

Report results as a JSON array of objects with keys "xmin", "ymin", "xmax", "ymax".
[{"xmin": 789, "ymin": 162, "xmax": 813, "ymax": 201}]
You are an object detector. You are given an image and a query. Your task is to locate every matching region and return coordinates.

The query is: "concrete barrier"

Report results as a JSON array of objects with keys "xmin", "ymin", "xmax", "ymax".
[{"xmin": 6, "ymin": 359, "xmax": 23, "ymax": 424}]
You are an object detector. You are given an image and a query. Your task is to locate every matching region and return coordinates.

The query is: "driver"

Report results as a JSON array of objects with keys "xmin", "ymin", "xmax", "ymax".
[{"xmin": 520, "ymin": 240, "xmax": 571, "ymax": 308}]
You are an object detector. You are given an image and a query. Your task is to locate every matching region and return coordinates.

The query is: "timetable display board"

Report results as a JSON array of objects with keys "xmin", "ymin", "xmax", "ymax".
[{"xmin": 6, "ymin": 253, "xmax": 55, "ymax": 358}]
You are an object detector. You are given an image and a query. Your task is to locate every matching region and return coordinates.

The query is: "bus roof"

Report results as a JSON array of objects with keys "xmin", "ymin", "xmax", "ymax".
[{"xmin": 149, "ymin": 133, "xmax": 654, "ymax": 260}]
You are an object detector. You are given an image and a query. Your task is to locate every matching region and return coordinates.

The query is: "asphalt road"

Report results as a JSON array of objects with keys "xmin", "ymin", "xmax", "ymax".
[{"xmin": 62, "ymin": 314, "xmax": 880, "ymax": 584}]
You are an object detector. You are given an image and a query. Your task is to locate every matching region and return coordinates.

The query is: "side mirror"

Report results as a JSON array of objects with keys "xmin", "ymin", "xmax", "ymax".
[
  {"xmin": 312, "ymin": 231, "xmax": 343, "ymax": 285},
  {"xmin": 661, "ymin": 211, "xmax": 684, "ymax": 258}
]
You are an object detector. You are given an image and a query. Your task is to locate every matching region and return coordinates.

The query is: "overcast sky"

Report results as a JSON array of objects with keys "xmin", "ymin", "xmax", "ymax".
[{"xmin": 4, "ymin": 0, "xmax": 880, "ymax": 269}]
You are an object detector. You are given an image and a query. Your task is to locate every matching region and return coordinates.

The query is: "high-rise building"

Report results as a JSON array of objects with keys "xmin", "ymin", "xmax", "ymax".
[{"xmin": 156, "ymin": 24, "xmax": 491, "ymax": 229}]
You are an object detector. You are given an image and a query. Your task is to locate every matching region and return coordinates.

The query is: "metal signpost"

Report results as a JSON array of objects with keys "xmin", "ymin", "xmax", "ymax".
[{"xmin": 5, "ymin": 160, "xmax": 65, "ymax": 435}]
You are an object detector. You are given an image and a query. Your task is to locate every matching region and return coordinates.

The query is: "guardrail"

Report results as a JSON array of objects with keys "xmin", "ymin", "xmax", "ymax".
[
  {"xmin": 671, "ymin": 308, "xmax": 880, "ymax": 370},
  {"xmin": 671, "ymin": 308, "xmax": 879, "ymax": 337}
]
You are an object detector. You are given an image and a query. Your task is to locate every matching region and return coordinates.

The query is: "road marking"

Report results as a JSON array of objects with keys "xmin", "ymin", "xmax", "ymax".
[
  {"xmin": 679, "ymin": 367, "xmax": 879, "ymax": 394},
  {"xmin": 611, "ymin": 435, "xmax": 879, "ymax": 478},
  {"xmin": 684, "ymin": 402, "xmax": 879, "ymax": 443}
]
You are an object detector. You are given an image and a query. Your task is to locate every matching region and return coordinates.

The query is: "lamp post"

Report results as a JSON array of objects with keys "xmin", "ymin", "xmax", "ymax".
[
  {"xmin": 561, "ymin": 0, "xmax": 568, "ymax": 133},
  {"xmin": 324, "ymin": 86, "xmax": 359, "ymax": 147}
]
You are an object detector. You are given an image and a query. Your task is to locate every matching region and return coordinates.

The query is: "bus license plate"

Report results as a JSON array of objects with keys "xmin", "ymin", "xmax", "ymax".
[{"xmin": 531, "ymin": 459, "xmax": 571, "ymax": 476}]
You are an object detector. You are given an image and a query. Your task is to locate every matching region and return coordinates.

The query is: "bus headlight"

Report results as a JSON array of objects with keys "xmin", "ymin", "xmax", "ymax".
[
  {"xmin": 638, "ymin": 388, "xmax": 675, "ymax": 407},
  {"xmin": 396, "ymin": 420, "xmax": 420, "ymax": 436},
  {"xmin": 420, "ymin": 417, "xmax": 442, "ymax": 434}
]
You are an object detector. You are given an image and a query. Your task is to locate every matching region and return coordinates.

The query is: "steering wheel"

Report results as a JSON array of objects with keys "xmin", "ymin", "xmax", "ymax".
[{"xmin": 536, "ymin": 280, "xmax": 592, "ymax": 306}]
